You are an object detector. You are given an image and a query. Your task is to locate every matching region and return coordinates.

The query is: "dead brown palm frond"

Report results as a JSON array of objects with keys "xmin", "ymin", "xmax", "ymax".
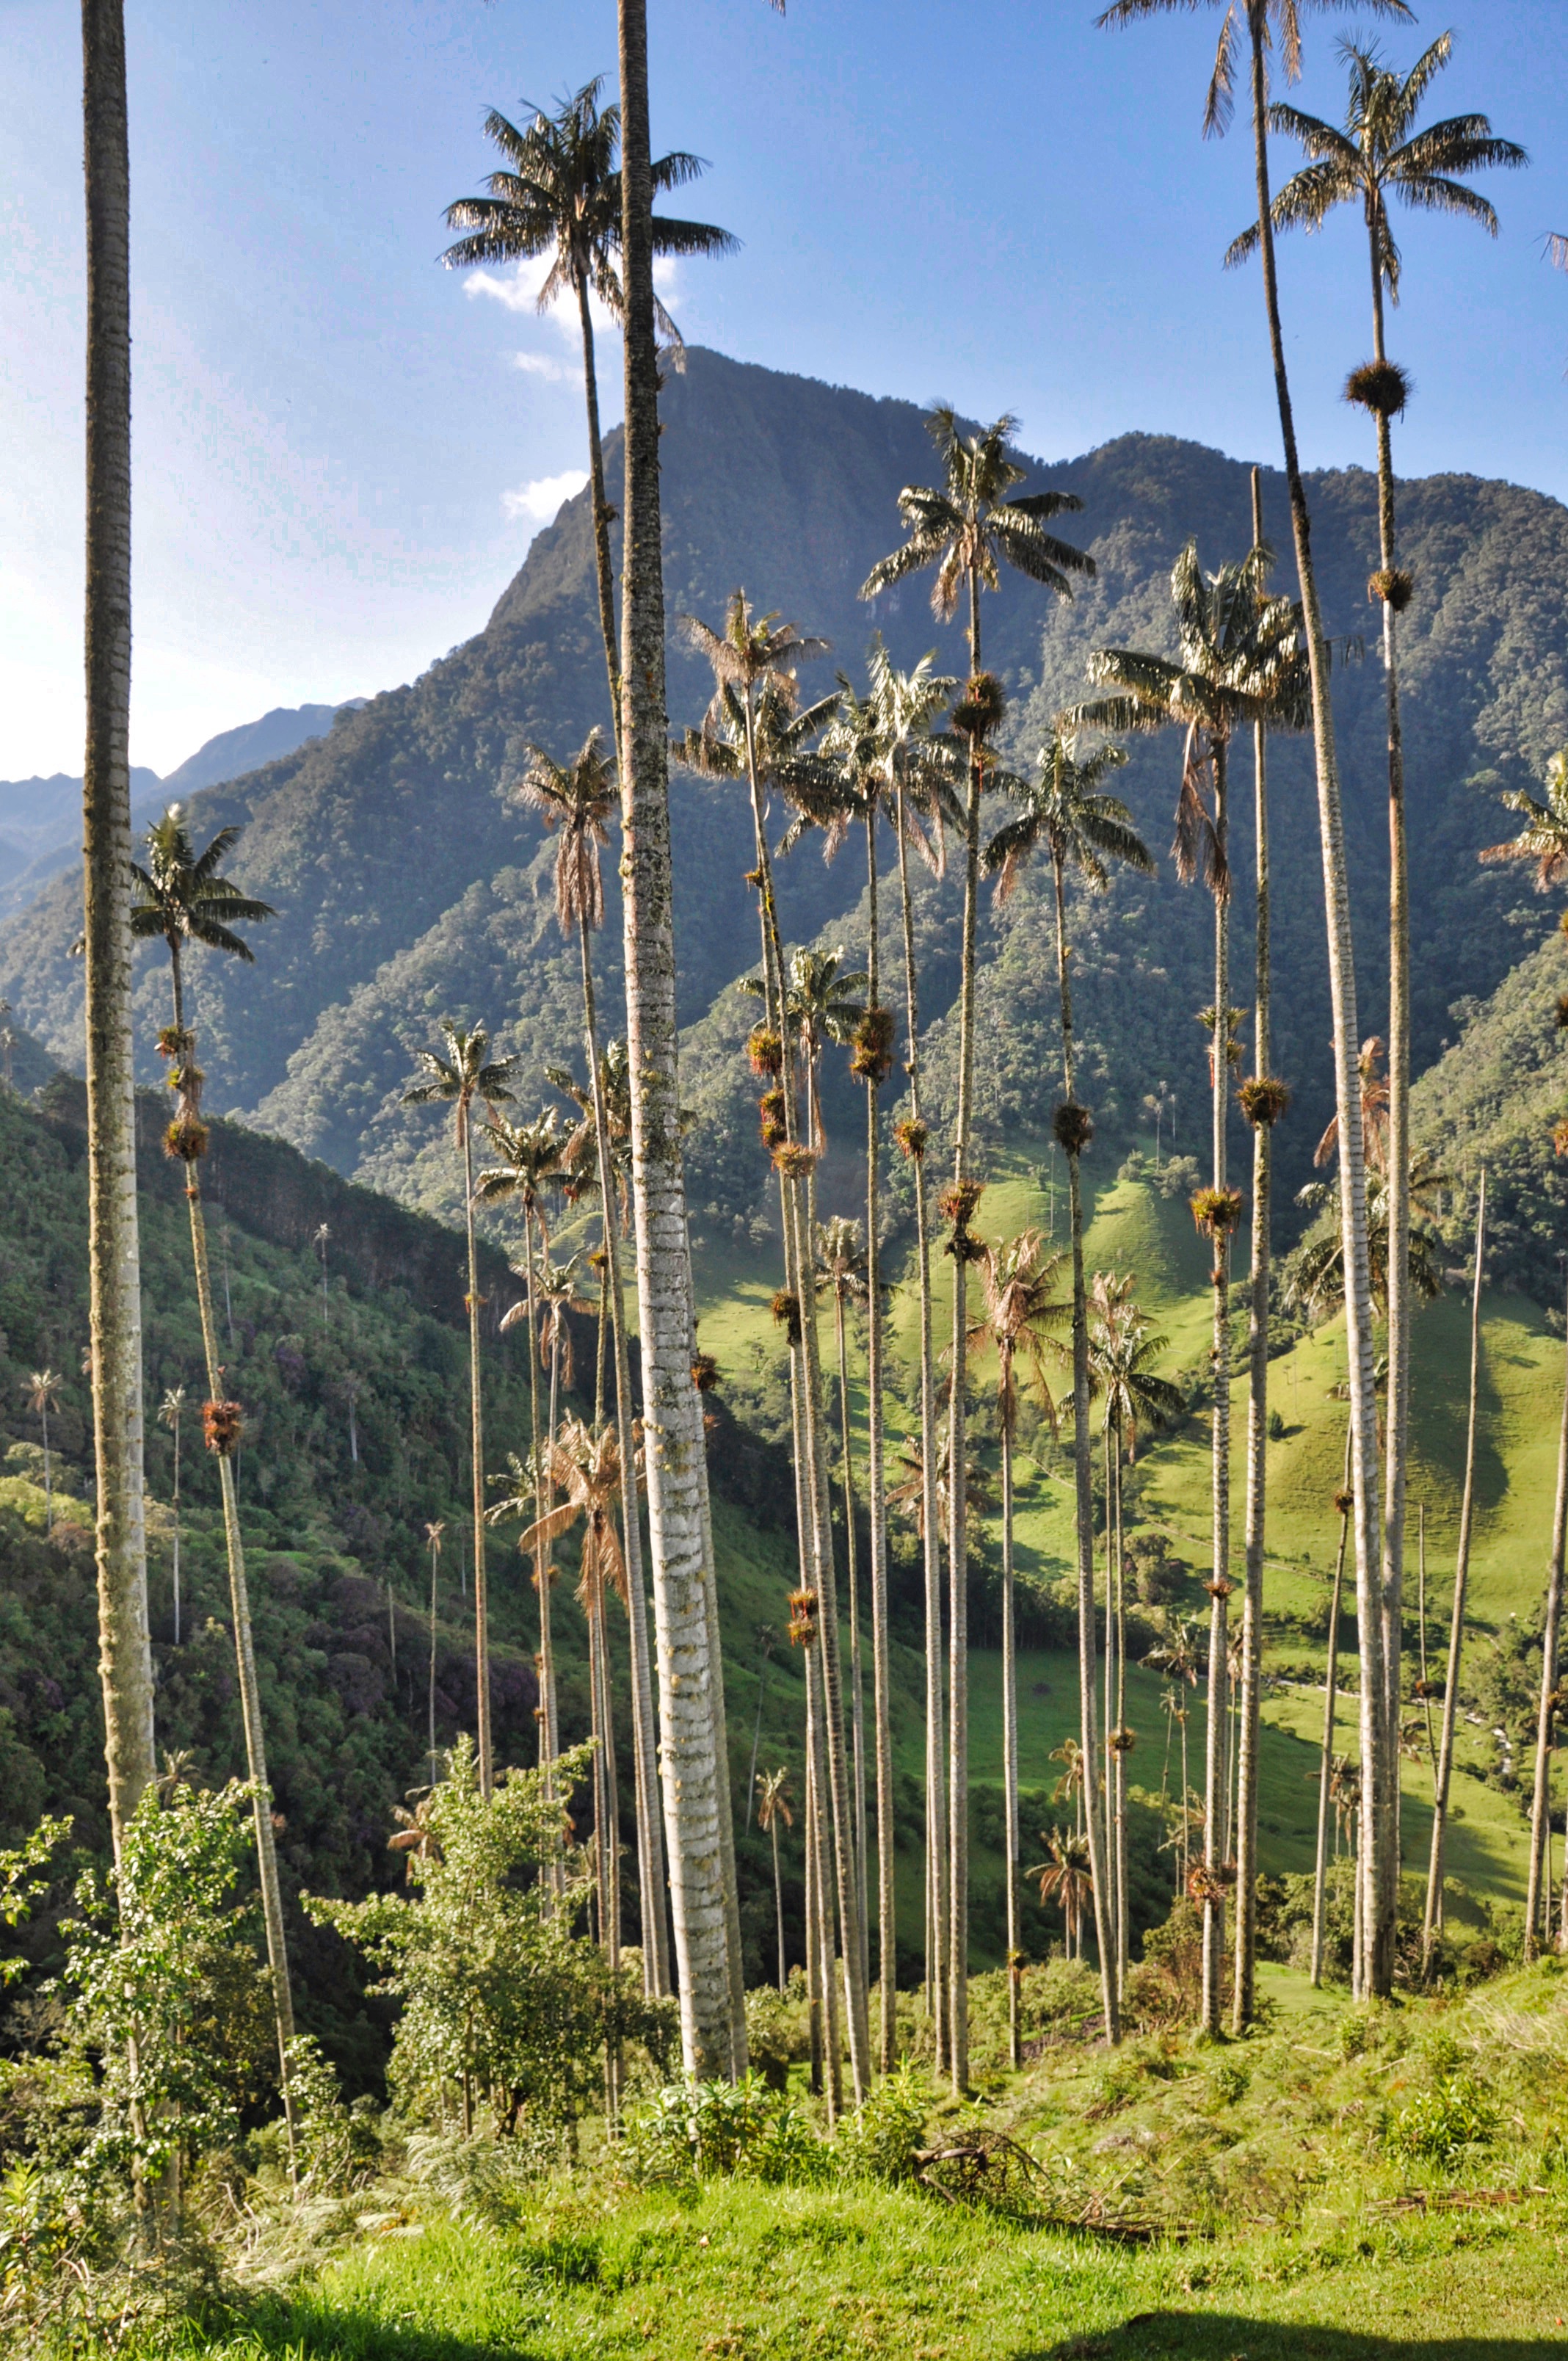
[
  {"xmin": 1314, "ymin": 1035, "xmax": 1390, "ymax": 1172},
  {"xmin": 515, "ymin": 1414, "xmax": 643, "ymax": 1611}
]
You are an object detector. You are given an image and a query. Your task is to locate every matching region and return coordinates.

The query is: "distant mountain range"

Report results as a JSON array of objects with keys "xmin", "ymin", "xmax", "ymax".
[
  {"xmin": 0, "ymin": 704, "xmax": 348, "ymax": 915},
  {"xmin": 3, "ymin": 349, "xmax": 1567, "ymax": 1281}
]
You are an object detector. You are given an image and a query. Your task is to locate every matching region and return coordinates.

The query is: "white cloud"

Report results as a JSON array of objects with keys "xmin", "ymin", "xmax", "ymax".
[
  {"xmin": 463, "ymin": 258, "xmax": 552, "ymax": 314},
  {"xmin": 511, "ymin": 352, "xmax": 566, "ymax": 382},
  {"xmin": 501, "ymin": 470, "xmax": 589, "ymax": 526}
]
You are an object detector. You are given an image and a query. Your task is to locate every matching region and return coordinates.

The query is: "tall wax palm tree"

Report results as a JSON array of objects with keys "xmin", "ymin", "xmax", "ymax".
[
  {"xmin": 131, "ymin": 813, "xmax": 296, "ymax": 2164},
  {"xmin": 403, "ymin": 1022, "xmax": 516, "ymax": 1799},
  {"xmin": 1229, "ymin": 29, "xmax": 1525, "ymax": 1929},
  {"xmin": 518, "ymin": 1414, "xmax": 644, "ymax": 1978},
  {"xmin": 1069, "ymin": 534, "xmax": 1307, "ymax": 2031},
  {"xmin": 442, "ymin": 81, "xmax": 734, "ymax": 750},
  {"xmin": 881, "ymin": 656, "xmax": 965, "ymax": 2068},
  {"xmin": 863, "ymin": 410, "xmax": 1093, "ymax": 2089},
  {"xmin": 614, "ymin": 0, "xmax": 744, "ymax": 2083},
  {"xmin": 1423, "ymin": 1170, "xmax": 1487, "ymax": 1969},
  {"xmin": 82, "ymin": 0, "xmax": 156, "ymax": 1865},
  {"xmin": 159, "ymin": 1385, "xmax": 186, "ymax": 1644},
  {"xmin": 508, "ymin": 1252, "xmax": 596, "ymax": 1781},
  {"xmin": 1527, "ymin": 1280, "xmax": 1568, "ymax": 1959},
  {"xmin": 1088, "ymin": 1282, "xmax": 1183, "ymax": 1998},
  {"xmin": 816, "ymin": 1215, "xmax": 871, "ymax": 1987},
  {"xmin": 983, "ymin": 732, "xmax": 1153, "ymax": 2041},
  {"xmin": 1032, "ymin": 1829, "xmax": 1094, "ymax": 1960},
  {"xmin": 974, "ymin": 1230, "xmax": 1067, "ymax": 2064},
  {"xmin": 515, "ymin": 730, "xmax": 669, "ymax": 1995},
  {"xmin": 678, "ymin": 593, "xmax": 868, "ymax": 2095},
  {"xmin": 424, "ymin": 1520, "xmax": 445, "ymax": 1788},
  {"xmin": 23, "ymin": 1369, "xmax": 62, "ymax": 1534},
  {"xmin": 757, "ymin": 1766, "xmax": 794, "ymax": 1994},
  {"xmin": 1146, "ymin": 1620, "xmax": 1203, "ymax": 1887},
  {"xmin": 1100, "ymin": 0, "xmax": 1413, "ymax": 2001}
]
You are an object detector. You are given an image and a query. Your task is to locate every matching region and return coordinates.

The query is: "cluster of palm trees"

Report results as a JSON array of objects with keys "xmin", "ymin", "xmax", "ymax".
[{"xmin": 71, "ymin": 0, "xmax": 1568, "ymax": 2140}]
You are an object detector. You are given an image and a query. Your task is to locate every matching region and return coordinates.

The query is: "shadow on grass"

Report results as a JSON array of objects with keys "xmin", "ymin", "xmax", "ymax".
[
  {"xmin": 236, "ymin": 2291, "xmax": 539, "ymax": 2361},
  {"xmin": 1023, "ymin": 2318, "xmax": 1564, "ymax": 2361}
]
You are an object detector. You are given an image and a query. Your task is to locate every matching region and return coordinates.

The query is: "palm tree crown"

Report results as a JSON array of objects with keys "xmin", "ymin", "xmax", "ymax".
[
  {"xmin": 1479, "ymin": 751, "xmax": 1568, "ymax": 891},
  {"xmin": 1097, "ymin": 1, "xmax": 1415, "ymax": 142},
  {"xmin": 403, "ymin": 1022, "xmax": 517, "ymax": 1152},
  {"xmin": 440, "ymin": 77, "xmax": 736, "ymax": 353},
  {"xmin": 984, "ymin": 735, "xmax": 1152, "ymax": 905},
  {"xmin": 1065, "ymin": 540, "xmax": 1308, "ymax": 893},
  {"xmin": 1224, "ymin": 33, "xmax": 1526, "ymax": 303},
  {"xmin": 130, "ymin": 808, "xmax": 276, "ymax": 1017},
  {"xmin": 973, "ymin": 1230, "xmax": 1068, "ymax": 1440},
  {"xmin": 860, "ymin": 410, "xmax": 1094, "ymax": 661},
  {"xmin": 515, "ymin": 730, "xmax": 617, "ymax": 936},
  {"xmin": 1087, "ymin": 1281, "xmax": 1184, "ymax": 1462}
]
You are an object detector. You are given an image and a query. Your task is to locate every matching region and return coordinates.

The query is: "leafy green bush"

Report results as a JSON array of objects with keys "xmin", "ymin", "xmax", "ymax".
[
  {"xmin": 1387, "ymin": 2076, "xmax": 1498, "ymax": 2167},
  {"xmin": 837, "ymin": 2065, "xmax": 928, "ymax": 2186}
]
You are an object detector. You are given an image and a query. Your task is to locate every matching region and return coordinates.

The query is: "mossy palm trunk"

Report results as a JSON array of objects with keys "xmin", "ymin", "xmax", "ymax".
[
  {"xmin": 1246, "ymin": 10, "xmax": 1391, "ymax": 1994},
  {"xmin": 1423, "ymin": 1172, "xmax": 1487, "ymax": 1965},
  {"xmin": 1525, "ymin": 1290, "xmax": 1568, "ymax": 1958},
  {"xmin": 578, "ymin": 917, "xmax": 669, "ymax": 1994},
  {"xmin": 896, "ymin": 788, "xmax": 947, "ymax": 2069},
  {"xmin": 460, "ymin": 1117, "xmax": 494, "ymax": 1797},
  {"xmin": 1234, "ymin": 471, "xmax": 1272, "ymax": 2031},
  {"xmin": 617, "ymin": 0, "xmax": 742, "ymax": 2081},
  {"xmin": 1201, "ymin": 743, "xmax": 1231, "ymax": 2038},
  {"xmin": 1311, "ymin": 1438, "xmax": 1353, "ymax": 1987},
  {"xmin": 863, "ymin": 822, "xmax": 897, "ymax": 2069},
  {"xmin": 82, "ymin": 0, "xmax": 155, "ymax": 1858},
  {"xmin": 1052, "ymin": 852, "xmax": 1117, "ymax": 2043},
  {"xmin": 168, "ymin": 960, "xmax": 297, "ymax": 2161},
  {"xmin": 1001, "ymin": 1372, "xmax": 1021, "ymax": 2067}
]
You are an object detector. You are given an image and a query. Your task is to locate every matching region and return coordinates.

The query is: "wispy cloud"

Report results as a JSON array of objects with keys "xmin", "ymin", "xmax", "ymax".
[
  {"xmin": 463, "ymin": 258, "xmax": 551, "ymax": 314},
  {"xmin": 501, "ymin": 470, "xmax": 589, "ymax": 526},
  {"xmin": 511, "ymin": 352, "xmax": 567, "ymax": 382}
]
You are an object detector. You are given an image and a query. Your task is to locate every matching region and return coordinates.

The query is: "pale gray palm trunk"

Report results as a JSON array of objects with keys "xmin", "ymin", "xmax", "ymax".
[
  {"xmin": 1234, "ymin": 466, "xmax": 1273, "ymax": 2028},
  {"xmin": 1200, "ymin": 741, "xmax": 1232, "ymax": 2037},
  {"xmin": 1246, "ymin": 12, "xmax": 1390, "ymax": 1993},
  {"xmin": 1423, "ymin": 1169, "xmax": 1487, "ymax": 1968},
  {"xmin": 895, "ymin": 788, "xmax": 948, "ymax": 2069},
  {"xmin": 1051, "ymin": 852, "xmax": 1118, "ymax": 2042},
  {"xmin": 461, "ymin": 1115, "xmax": 495, "ymax": 1796},
  {"xmin": 1111, "ymin": 1426, "xmax": 1129, "ymax": 2001},
  {"xmin": 575, "ymin": 276, "xmax": 621, "ymax": 750},
  {"xmin": 1001, "ymin": 1369, "xmax": 1021, "ymax": 2067},
  {"xmin": 1525, "ymin": 1284, "xmax": 1568, "ymax": 1958},
  {"xmin": 170, "ymin": 965, "xmax": 297, "ymax": 2165},
  {"xmin": 1310, "ymin": 1435, "xmax": 1353, "ymax": 1987},
  {"xmin": 617, "ymin": 0, "xmax": 743, "ymax": 2080},
  {"xmin": 831, "ymin": 1277, "xmax": 870, "ymax": 1999},
  {"xmin": 578, "ymin": 916, "xmax": 668, "ymax": 1994},
  {"xmin": 82, "ymin": 0, "xmax": 156, "ymax": 1860},
  {"xmin": 863, "ymin": 819, "xmax": 897, "ymax": 2068},
  {"xmin": 1368, "ymin": 246, "xmax": 1412, "ymax": 1862}
]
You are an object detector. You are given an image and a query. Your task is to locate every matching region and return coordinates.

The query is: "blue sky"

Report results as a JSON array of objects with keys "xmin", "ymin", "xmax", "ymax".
[{"xmin": 4, "ymin": 0, "xmax": 1565, "ymax": 777}]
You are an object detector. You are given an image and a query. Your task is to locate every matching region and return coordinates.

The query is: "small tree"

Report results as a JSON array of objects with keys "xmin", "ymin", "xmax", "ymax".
[
  {"xmin": 21, "ymin": 1369, "xmax": 63, "ymax": 1534},
  {"xmin": 305, "ymin": 1735, "xmax": 625, "ymax": 2139}
]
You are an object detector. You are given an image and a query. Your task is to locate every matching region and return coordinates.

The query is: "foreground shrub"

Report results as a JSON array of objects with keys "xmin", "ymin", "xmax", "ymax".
[{"xmin": 1386, "ymin": 2075, "xmax": 1498, "ymax": 2168}]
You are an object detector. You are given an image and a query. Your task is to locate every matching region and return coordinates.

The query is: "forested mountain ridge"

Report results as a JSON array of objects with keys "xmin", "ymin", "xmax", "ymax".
[{"xmin": 4, "ymin": 349, "xmax": 1567, "ymax": 1259}]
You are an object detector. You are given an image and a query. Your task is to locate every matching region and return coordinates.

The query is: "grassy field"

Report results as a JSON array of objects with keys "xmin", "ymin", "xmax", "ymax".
[{"xmin": 120, "ymin": 1962, "xmax": 1568, "ymax": 2360}]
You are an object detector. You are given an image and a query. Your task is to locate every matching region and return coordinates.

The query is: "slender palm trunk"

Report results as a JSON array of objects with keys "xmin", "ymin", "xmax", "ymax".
[
  {"xmin": 1310, "ymin": 1465, "xmax": 1351, "ymax": 1989},
  {"xmin": 771, "ymin": 1810, "xmax": 786, "ymax": 1992},
  {"xmin": 743, "ymin": 702, "xmax": 868, "ymax": 2097},
  {"xmin": 1052, "ymin": 852, "xmax": 1117, "ymax": 2041},
  {"xmin": 865, "ymin": 819, "xmax": 896, "ymax": 2069},
  {"xmin": 1233, "ymin": 470, "xmax": 1272, "ymax": 2033},
  {"xmin": 1201, "ymin": 741, "xmax": 1231, "ymax": 2036},
  {"xmin": 832, "ymin": 1279, "xmax": 870, "ymax": 2001},
  {"xmin": 1001, "ymin": 1371, "xmax": 1020, "ymax": 2067},
  {"xmin": 575, "ymin": 278, "xmax": 621, "ymax": 754},
  {"xmin": 946, "ymin": 583, "xmax": 987, "ymax": 2092},
  {"xmin": 805, "ymin": 1647, "xmax": 824, "ymax": 2096},
  {"xmin": 895, "ymin": 786, "xmax": 947, "ymax": 2069},
  {"xmin": 1418, "ymin": 1506, "xmax": 1436, "ymax": 1775},
  {"xmin": 807, "ymin": 1644, "xmax": 842, "ymax": 2121},
  {"xmin": 578, "ymin": 917, "xmax": 668, "ymax": 1994},
  {"xmin": 1526, "ymin": 1282, "xmax": 1568, "ymax": 1958},
  {"xmin": 170, "ymin": 1420, "xmax": 181, "ymax": 1647},
  {"xmin": 427, "ymin": 1537, "xmax": 440, "ymax": 1785},
  {"xmin": 1113, "ymin": 1429, "xmax": 1129, "ymax": 2003},
  {"xmin": 1101, "ymin": 1429, "xmax": 1119, "ymax": 1979},
  {"xmin": 830, "ymin": 1261, "xmax": 866, "ymax": 1940},
  {"xmin": 1368, "ymin": 251, "xmax": 1412, "ymax": 1871},
  {"xmin": 1248, "ymin": 12, "xmax": 1390, "ymax": 1994},
  {"xmin": 523, "ymin": 1210, "xmax": 547, "ymax": 1765},
  {"xmin": 173, "ymin": 973, "xmax": 294, "ymax": 2161},
  {"xmin": 82, "ymin": 0, "xmax": 155, "ymax": 1862},
  {"xmin": 1423, "ymin": 1169, "xmax": 1487, "ymax": 1967},
  {"xmin": 460, "ymin": 1120, "xmax": 493, "ymax": 1796},
  {"xmin": 617, "ymin": 0, "xmax": 741, "ymax": 2078},
  {"xmin": 747, "ymin": 1654, "xmax": 769, "ymax": 1832},
  {"xmin": 542, "ymin": 1325, "xmax": 565, "ymax": 1766}
]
